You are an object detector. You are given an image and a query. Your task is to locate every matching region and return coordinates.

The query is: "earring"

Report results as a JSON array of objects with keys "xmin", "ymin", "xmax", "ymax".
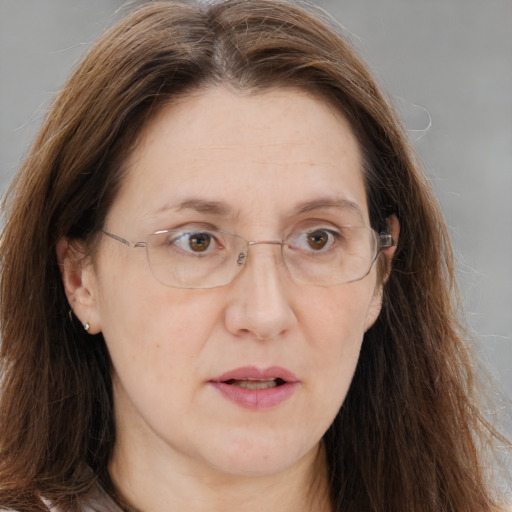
[{"xmin": 83, "ymin": 322, "xmax": 90, "ymax": 332}]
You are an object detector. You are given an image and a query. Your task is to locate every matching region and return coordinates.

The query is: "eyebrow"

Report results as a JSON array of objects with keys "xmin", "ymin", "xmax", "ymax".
[
  {"xmin": 172, "ymin": 199, "xmax": 233, "ymax": 216},
  {"xmin": 290, "ymin": 197, "xmax": 364, "ymax": 219},
  {"xmin": 158, "ymin": 196, "xmax": 363, "ymax": 219}
]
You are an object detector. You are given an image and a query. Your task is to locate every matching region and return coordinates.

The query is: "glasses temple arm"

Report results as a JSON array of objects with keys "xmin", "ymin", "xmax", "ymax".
[{"xmin": 102, "ymin": 230, "xmax": 146, "ymax": 249}]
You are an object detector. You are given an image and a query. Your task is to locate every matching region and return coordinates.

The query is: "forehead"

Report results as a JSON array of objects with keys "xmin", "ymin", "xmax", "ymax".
[
  {"xmin": 110, "ymin": 86, "xmax": 368, "ymax": 230},
  {"xmin": 136, "ymin": 85, "xmax": 360, "ymax": 159}
]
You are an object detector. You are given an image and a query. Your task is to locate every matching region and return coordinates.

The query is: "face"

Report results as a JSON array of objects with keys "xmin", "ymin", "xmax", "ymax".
[{"xmin": 63, "ymin": 86, "xmax": 390, "ymax": 480}]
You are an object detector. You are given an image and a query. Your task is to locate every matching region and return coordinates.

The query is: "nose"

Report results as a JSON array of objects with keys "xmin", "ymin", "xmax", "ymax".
[{"xmin": 224, "ymin": 244, "xmax": 296, "ymax": 341}]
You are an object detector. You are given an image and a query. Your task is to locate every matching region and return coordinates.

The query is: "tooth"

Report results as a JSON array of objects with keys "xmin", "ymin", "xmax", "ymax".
[{"xmin": 232, "ymin": 379, "xmax": 278, "ymax": 390}]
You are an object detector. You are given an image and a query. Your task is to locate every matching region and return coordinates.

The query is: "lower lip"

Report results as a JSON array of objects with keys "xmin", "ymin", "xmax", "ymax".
[{"xmin": 209, "ymin": 381, "xmax": 299, "ymax": 411}]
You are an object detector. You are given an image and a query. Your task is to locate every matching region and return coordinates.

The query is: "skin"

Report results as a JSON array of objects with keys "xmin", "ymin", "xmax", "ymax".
[{"xmin": 58, "ymin": 86, "xmax": 398, "ymax": 512}]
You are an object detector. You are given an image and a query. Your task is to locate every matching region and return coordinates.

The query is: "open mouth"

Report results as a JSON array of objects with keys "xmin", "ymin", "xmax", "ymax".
[
  {"xmin": 210, "ymin": 368, "xmax": 298, "ymax": 409},
  {"xmin": 223, "ymin": 378, "xmax": 287, "ymax": 390}
]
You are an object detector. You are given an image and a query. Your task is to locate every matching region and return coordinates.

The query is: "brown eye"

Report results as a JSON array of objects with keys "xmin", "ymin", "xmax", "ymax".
[
  {"xmin": 189, "ymin": 233, "xmax": 211, "ymax": 252},
  {"xmin": 307, "ymin": 230, "xmax": 329, "ymax": 250}
]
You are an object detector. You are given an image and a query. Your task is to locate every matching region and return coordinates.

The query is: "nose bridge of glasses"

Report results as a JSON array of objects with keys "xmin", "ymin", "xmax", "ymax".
[
  {"xmin": 236, "ymin": 240, "xmax": 285, "ymax": 267},
  {"xmin": 247, "ymin": 240, "xmax": 283, "ymax": 248}
]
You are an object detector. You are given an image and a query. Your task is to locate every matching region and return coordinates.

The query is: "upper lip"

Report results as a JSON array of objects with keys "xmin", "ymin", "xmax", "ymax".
[{"xmin": 211, "ymin": 366, "xmax": 299, "ymax": 383}]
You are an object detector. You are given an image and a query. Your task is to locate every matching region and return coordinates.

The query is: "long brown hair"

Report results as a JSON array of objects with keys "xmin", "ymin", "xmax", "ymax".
[{"xmin": 0, "ymin": 1, "xmax": 507, "ymax": 510}]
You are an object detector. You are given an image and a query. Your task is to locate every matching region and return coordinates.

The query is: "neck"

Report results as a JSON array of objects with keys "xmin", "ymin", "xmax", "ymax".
[{"xmin": 109, "ymin": 439, "xmax": 331, "ymax": 512}]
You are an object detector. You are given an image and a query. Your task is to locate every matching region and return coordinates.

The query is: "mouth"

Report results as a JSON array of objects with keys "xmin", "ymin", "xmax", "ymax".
[
  {"xmin": 209, "ymin": 367, "xmax": 299, "ymax": 410},
  {"xmin": 223, "ymin": 378, "xmax": 287, "ymax": 390}
]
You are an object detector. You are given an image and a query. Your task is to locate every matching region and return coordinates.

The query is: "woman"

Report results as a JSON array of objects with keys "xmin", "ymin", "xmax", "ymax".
[{"xmin": 0, "ymin": 0, "xmax": 507, "ymax": 511}]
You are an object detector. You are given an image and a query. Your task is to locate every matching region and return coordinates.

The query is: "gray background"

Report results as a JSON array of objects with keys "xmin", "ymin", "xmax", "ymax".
[{"xmin": 1, "ymin": 0, "xmax": 511, "ymax": 434}]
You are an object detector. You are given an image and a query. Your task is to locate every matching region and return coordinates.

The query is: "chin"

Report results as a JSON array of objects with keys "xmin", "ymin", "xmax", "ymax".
[{"xmin": 205, "ymin": 433, "xmax": 320, "ymax": 478}]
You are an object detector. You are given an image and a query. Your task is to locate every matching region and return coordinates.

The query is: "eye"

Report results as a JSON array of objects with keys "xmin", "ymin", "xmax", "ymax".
[
  {"xmin": 173, "ymin": 231, "xmax": 216, "ymax": 253},
  {"xmin": 290, "ymin": 229, "xmax": 338, "ymax": 252}
]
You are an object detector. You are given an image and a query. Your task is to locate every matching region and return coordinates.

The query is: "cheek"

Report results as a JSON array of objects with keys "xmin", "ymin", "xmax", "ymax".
[
  {"xmin": 96, "ymin": 273, "xmax": 220, "ymax": 387},
  {"xmin": 299, "ymin": 282, "xmax": 377, "ymax": 405},
  {"xmin": 303, "ymin": 282, "xmax": 375, "ymax": 348},
  {"xmin": 98, "ymin": 284, "xmax": 228, "ymax": 442}
]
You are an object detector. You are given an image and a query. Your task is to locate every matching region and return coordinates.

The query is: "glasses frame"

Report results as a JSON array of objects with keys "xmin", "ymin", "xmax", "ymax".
[{"xmin": 101, "ymin": 228, "xmax": 395, "ymax": 289}]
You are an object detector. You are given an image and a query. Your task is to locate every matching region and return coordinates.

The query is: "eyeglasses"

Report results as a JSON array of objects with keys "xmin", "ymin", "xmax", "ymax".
[{"xmin": 102, "ymin": 226, "xmax": 394, "ymax": 289}]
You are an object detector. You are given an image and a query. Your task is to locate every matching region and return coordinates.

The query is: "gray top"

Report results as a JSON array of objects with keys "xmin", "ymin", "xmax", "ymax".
[{"xmin": 69, "ymin": 481, "xmax": 126, "ymax": 512}]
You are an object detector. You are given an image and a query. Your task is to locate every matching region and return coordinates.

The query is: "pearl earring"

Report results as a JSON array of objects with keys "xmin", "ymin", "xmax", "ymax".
[{"xmin": 83, "ymin": 322, "xmax": 90, "ymax": 332}]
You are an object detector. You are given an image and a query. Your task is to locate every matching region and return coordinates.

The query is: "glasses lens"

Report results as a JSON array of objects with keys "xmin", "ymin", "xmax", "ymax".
[
  {"xmin": 283, "ymin": 226, "xmax": 378, "ymax": 285},
  {"xmin": 146, "ymin": 229, "xmax": 247, "ymax": 288}
]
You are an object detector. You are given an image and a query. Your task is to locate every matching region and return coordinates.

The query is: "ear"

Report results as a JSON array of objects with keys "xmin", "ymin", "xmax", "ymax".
[
  {"xmin": 56, "ymin": 237, "xmax": 101, "ymax": 334},
  {"xmin": 364, "ymin": 214, "xmax": 400, "ymax": 331}
]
